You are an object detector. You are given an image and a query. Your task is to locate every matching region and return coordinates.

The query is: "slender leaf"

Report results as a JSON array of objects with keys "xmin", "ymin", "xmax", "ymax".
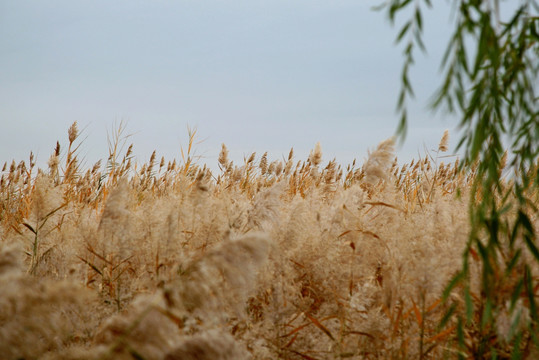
[{"xmin": 22, "ymin": 222, "xmax": 36, "ymax": 235}]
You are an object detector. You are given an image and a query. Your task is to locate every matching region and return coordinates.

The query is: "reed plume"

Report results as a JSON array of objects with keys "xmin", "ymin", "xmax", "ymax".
[{"xmin": 363, "ymin": 137, "xmax": 395, "ymax": 186}]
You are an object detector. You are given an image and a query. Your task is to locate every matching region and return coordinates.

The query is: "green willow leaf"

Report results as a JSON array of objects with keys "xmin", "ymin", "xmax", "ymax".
[
  {"xmin": 385, "ymin": 1, "xmax": 538, "ymax": 355},
  {"xmin": 396, "ymin": 21, "xmax": 412, "ymax": 43}
]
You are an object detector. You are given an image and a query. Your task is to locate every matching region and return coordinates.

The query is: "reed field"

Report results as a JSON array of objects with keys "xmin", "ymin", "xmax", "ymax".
[{"xmin": 1, "ymin": 122, "xmax": 537, "ymax": 359}]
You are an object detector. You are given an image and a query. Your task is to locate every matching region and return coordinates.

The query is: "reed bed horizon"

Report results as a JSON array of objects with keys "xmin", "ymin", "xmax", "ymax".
[{"xmin": 0, "ymin": 122, "xmax": 537, "ymax": 359}]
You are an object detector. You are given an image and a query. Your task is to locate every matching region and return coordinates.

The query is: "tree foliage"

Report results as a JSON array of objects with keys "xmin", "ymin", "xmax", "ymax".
[{"xmin": 382, "ymin": 0, "xmax": 538, "ymax": 357}]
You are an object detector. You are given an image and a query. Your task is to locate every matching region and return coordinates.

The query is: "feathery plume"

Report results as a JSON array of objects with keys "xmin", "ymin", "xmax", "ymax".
[
  {"xmin": 178, "ymin": 233, "xmax": 271, "ymax": 315},
  {"xmin": 259, "ymin": 152, "xmax": 268, "ymax": 175},
  {"xmin": 94, "ymin": 293, "xmax": 181, "ymax": 360},
  {"xmin": 438, "ymin": 129, "xmax": 449, "ymax": 152},
  {"xmin": 247, "ymin": 152, "xmax": 256, "ymax": 164},
  {"xmin": 218, "ymin": 144, "xmax": 229, "ymax": 170},
  {"xmin": 246, "ymin": 183, "xmax": 283, "ymax": 230},
  {"xmin": 363, "ymin": 137, "xmax": 395, "ymax": 185},
  {"xmin": 98, "ymin": 179, "xmax": 130, "ymax": 236},
  {"xmin": 68, "ymin": 122, "xmax": 79, "ymax": 144},
  {"xmin": 308, "ymin": 142, "xmax": 322, "ymax": 166}
]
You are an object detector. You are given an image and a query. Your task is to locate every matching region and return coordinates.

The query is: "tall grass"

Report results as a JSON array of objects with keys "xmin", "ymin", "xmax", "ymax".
[{"xmin": 0, "ymin": 123, "xmax": 537, "ymax": 359}]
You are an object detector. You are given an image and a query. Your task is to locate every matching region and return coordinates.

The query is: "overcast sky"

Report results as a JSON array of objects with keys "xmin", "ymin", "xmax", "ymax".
[{"xmin": 1, "ymin": 0, "xmax": 460, "ymax": 171}]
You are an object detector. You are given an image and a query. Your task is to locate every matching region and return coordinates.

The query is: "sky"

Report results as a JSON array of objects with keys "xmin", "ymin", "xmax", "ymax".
[{"xmin": 0, "ymin": 0, "xmax": 461, "ymax": 171}]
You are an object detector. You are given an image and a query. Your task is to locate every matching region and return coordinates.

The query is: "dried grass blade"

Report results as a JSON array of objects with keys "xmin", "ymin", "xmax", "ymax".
[
  {"xmin": 392, "ymin": 304, "xmax": 403, "ymax": 335},
  {"xmin": 289, "ymin": 259, "xmax": 305, "ymax": 268},
  {"xmin": 85, "ymin": 244, "xmax": 112, "ymax": 265},
  {"xmin": 426, "ymin": 325, "xmax": 456, "ymax": 343},
  {"xmin": 39, "ymin": 203, "xmax": 67, "ymax": 230},
  {"xmin": 364, "ymin": 201, "xmax": 404, "ymax": 213},
  {"xmin": 156, "ymin": 307, "xmax": 184, "ymax": 327},
  {"xmin": 288, "ymin": 349, "xmax": 320, "ymax": 360},
  {"xmin": 411, "ymin": 300, "xmax": 422, "ymax": 326},
  {"xmin": 281, "ymin": 322, "xmax": 311, "ymax": 338},
  {"xmin": 284, "ymin": 311, "xmax": 303, "ymax": 327},
  {"xmin": 427, "ymin": 298, "xmax": 442, "ymax": 312},
  {"xmin": 304, "ymin": 313, "xmax": 335, "ymax": 341},
  {"xmin": 22, "ymin": 222, "xmax": 36, "ymax": 234},
  {"xmin": 10, "ymin": 224, "xmax": 23, "ymax": 235},
  {"xmin": 360, "ymin": 229, "xmax": 381, "ymax": 240},
  {"xmin": 344, "ymin": 330, "xmax": 375, "ymax": 340},
  {"xmin": 339, "ymin": 229, "xmax": 381, "ymax": 240},
  {"xmin": 111, "ymin": 255, "xmax": 135, "ymax": 272},
  {"xmin": 283, "ymin": 332, "xmax": 299, "ymax": 348},
  {"xmin": 338, "ymin": 230, "xmax": 353, "ymax": 238},
  {"xmin": 112, "ymin": 265, "xmax": 131, "ymax": 282},
  {"xmin": 77, "ymin": 256, "xmax": 103, "ymax": 276},
  {"xmin": 469, "ymin": 247, "xmax": 479, "ymax": 261},
  {"xmin": 40, "ymin": 245, "xmax": 55, "ymax": 259}
]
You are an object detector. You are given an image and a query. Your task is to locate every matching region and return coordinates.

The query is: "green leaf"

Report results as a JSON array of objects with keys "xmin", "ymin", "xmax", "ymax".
[
  {"xmin": 505, "ymin": 249, "xmax": 521, "ymax": 275},
  {"xmin": 517, "ymin": 210, "xmax": 535, "ymax": 236},
  {"xmin": 414, "ymin": 28, "xmax": 426, "ymax": 52},
  {"xmin": 525, "ymin": 266, "xmax": 537, "ymax": 321},
  {"xmin": 480, "ymin": 298, "xmax": 493, "ymax": 329},
  {"xmin": 389, "ymin": 0, "xmax": 414, "ymax": 22},
  {"xmin": 415, "ymin": 9, "xmax": 423, "ymax": 31},
  {"xmin": 501, "ymin": 6, "xmax": 525, "ymax": 37},
  {"xmin": 456, "ymin": 317, "xmax": 465, "ymax": 351},
  {"xmin": 464, "ymin": 287, "xmax": 473, "ymax": 324},
  {"xmin": 395, "ymin": 21, "xmax": 412, "ymax": 43},
  {"xmin": 523, "ymin": 235, "xmax": 539, "ymax": 263},
  {"xmin": 530, "ymin": 19, "xmax": 539, "ymax": 41},
  {"xmin": 443, "ymin": 271, "xmax": 465, "ymax": 300},
  {"xmin": 473, "ymin": 19, "xmax": 488, "ymax": 77},
  {"xmin": 510, "ymin": 332, "xmax": 523, "ymax": 360},
  {"xmin": 476, "ymin": 240, "xmax": 490, "ymax": 273},
  {"xmin": 438, "ymin": 303, "xmax": 457, "ymax": 330},
  {"xmin": 510, "ymin": 277, "xmax": 524, "ymax": 312}
]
